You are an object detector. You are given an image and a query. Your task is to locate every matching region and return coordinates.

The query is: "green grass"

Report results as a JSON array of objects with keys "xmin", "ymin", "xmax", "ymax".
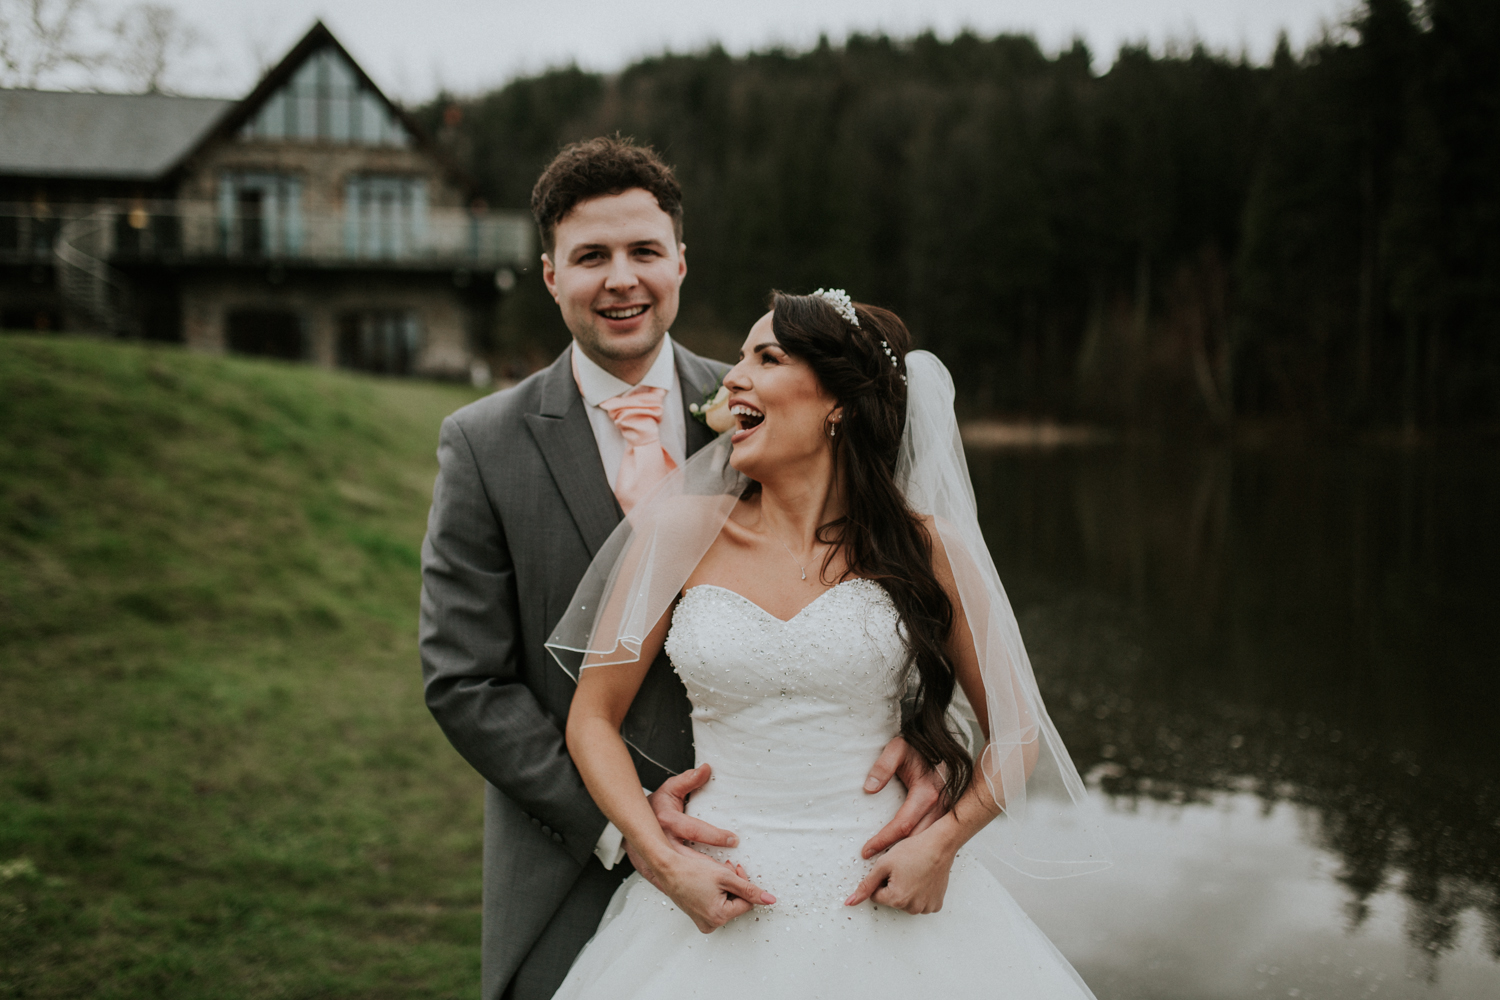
[{"xmin": 0, "ymin": 335, "xmax": 492, "ymax": 998}]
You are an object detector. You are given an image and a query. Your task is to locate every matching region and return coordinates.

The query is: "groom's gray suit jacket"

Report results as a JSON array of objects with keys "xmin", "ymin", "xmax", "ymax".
[{"xmin": 420, "ymin": 344, "xmax": 726, "ymax": 1000}]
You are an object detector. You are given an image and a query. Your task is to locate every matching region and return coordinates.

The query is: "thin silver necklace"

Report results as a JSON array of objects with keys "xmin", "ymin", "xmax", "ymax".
[{"xmin": 767, "ymin": 525, "xmax": 809, "ymax": 580}]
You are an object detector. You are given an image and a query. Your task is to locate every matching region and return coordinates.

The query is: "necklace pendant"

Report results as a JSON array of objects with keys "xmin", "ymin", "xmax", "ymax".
[{"xmin": 800, "ymin": 569, "xmax": 807, "ymax": 580}]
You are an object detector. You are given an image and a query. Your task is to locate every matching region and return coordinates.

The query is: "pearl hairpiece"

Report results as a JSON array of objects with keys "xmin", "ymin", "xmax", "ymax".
[
  {"xmin": 810, "ymin": 287, "xmax": 906, "ymax": 383},
  {"xmin": 880, "ymin": 339, "xmax": 907, "ymax": 383},
  {"xmin": 811, "ymin": 288, "xmax": 859, "ymax": 328}
]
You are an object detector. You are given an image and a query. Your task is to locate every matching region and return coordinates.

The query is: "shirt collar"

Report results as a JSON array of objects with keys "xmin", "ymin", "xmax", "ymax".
[{"xmin": 573, "ymin": 334, "xmax": 677, "ymax": 407}]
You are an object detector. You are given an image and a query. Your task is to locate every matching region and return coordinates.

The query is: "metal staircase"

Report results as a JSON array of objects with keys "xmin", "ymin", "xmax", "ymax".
[{"xmin": 53, "ymin": 210, "xmax": 135, "ymax": 336}]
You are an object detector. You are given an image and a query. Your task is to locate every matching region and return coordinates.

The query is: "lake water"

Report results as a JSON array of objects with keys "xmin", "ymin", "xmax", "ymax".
[{"xmin": 968, "ymin": 442, "xmax": 1500, "ymax": 999}]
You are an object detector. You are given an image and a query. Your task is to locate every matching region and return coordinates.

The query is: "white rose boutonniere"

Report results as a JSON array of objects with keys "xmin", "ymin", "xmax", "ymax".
[{"xmin": 689, "ymin": 384, "xmax": 735, "ymax": 433}]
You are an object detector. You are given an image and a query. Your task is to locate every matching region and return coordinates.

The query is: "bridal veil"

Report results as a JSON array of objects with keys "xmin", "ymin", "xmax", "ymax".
[{"xmin": 546, "ymin": 350, "xmax": 1110, "ymax": 880}]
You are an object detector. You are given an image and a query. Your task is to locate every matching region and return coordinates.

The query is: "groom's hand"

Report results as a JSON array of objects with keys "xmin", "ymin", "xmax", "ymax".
[
  {"xmin": 648, "ymin": 763, "xmax": 739, "ymax": 848},
  {"xmin": 860, "ymin": 736, "xmax": 946, "ymax": 859},
  {"xmin": 623, "ymin": 763, "xmax": 739, "ymax": 890}
]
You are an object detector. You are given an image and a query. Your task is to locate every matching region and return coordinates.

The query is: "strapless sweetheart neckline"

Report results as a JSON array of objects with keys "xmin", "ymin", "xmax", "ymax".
[{"xmin": 683, "ymin": 577, "xmax": 877, "ymax": 625}]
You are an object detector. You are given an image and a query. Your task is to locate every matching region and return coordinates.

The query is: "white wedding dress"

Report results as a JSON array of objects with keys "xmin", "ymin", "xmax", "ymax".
[{"xmin": 553, "ymin": 578, "xmax": 1097, "ymax": 999}]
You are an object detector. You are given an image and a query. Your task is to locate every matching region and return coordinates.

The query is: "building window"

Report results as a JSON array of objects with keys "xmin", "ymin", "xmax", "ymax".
[
  {"xmin": 238, "ymin": 46, "xmax": 410, "ymax": 147},
  {"xmin": 227, "ymin": 308, "xmax": 305, "ymax": 360},
  {"xmin": 343, "ymin": 175, "xmax": 427, "ymax": 259},
  {"xmin": 337, "ymin": 311, "xmax": 422, "ymax": 375},
  {"xmin": 218, "ymin": 173, "xmax": 302, "ymax": 257},
  {"xmin": 113, "ymin": 203, "xmax": 181, "ymax": 258}
]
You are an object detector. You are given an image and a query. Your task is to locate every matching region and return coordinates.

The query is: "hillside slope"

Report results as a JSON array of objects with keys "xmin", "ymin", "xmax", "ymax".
[{"xmin": 1, "ymin": 336, "xmax": 489, "ymax": 999}]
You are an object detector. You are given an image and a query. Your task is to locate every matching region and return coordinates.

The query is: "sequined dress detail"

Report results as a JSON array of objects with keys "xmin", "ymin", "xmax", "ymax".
[{"xmin": 552, "ymin": 579, "xmax": 1096, "ymax": 999}]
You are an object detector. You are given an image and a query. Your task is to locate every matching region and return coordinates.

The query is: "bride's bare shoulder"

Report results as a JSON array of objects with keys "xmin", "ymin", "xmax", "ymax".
[
  {"xmin": 915, "ymin": 513, "xmax": 963, "ymax": 592},
  {"xmin": 719, "ymin": 495, "xmax": 762, "ymax": 543},
  {"xmin": 682, "ymin": 497, "xmax": 763, "ymax": 594}
]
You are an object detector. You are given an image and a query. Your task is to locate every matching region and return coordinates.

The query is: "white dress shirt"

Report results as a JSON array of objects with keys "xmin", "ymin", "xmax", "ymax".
[
  {"xmin": 572, "ymin": 334, "xmax": 686, "ymax": 870},
  {"xmin": 572, "ymin": 335, "xmax": 686, "ymax": 489}
]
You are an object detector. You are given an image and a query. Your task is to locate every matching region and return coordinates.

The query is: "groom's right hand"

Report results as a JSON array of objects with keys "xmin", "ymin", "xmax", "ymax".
[
  {"xmin": 622, "ymin": 764, "xmax": 737, "ymax": 891},
  {"xmin": 623, "ymin": 763, "xmax": 767, "ymax": 933},
  {"xmin": 647, "ymin": 763, "xmax": 739, "ymax": 849}
]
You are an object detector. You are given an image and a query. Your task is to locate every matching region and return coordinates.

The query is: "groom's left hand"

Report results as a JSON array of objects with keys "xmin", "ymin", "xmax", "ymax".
[{"xmin": 859, "ymin": 736, "xmax": 946, "ymax": 860}]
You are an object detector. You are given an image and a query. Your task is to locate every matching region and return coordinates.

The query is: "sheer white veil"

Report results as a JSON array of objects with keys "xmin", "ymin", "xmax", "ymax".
[{"xmin": 547, "ymin": 350, "xmax": 1110, "ymax": 879}]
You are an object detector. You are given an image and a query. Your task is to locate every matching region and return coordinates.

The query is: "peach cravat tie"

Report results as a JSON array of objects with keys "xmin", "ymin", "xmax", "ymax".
[{"xmin": 598, "ymin": 385, "xmax": 677, "ymax": 514}]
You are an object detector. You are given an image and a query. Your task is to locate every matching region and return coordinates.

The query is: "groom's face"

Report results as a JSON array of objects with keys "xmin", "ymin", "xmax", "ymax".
[{"xmin": 541, "ymin": 188, "xmax": 687, "ymax": 375}]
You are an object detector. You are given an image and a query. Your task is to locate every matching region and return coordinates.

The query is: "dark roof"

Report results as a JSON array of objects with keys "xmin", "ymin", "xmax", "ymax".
[
  {"xmin": 0, "ymin": 23, "xmax": 468, "ymax": 192},
  {"xmin": 0, "ymin": 89, "xmax": 233, "ymax": 180}
]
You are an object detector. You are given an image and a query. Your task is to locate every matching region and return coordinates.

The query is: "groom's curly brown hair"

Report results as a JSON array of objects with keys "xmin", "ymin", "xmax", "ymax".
[{"xmin": 530, "ymin": 135, "xmax": 684, "ymax": 255}]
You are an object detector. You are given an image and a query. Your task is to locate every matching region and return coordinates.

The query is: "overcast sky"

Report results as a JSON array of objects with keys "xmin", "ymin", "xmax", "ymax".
[{"xmin": 154, "ymin": 0, "xmax": 1359, "ymax": 102}]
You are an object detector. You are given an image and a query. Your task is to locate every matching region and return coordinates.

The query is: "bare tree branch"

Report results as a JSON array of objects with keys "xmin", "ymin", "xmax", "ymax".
[
  {"xmin": 0, "ymin": 0, "xmax": 107, "ymax": 88},
  {"xmin": 111, "ymin": 2, "xmax": 201, "ymax": 93}
]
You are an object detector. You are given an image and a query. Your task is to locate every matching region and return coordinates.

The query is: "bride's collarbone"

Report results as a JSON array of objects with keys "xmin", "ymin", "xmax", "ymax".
[
  {"xmin": 686, "ymin": 513, "xmax": 862, "ymax": 622},
  {"xmin": 684, "ymin": 558, "xmax": 864, "ymax": 624},
  {"xmin": 684, "ymin": 579, "xmax": 866, "ymax": 625}
]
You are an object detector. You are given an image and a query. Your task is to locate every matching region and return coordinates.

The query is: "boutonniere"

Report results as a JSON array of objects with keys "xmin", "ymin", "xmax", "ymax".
[{"xmin": 689, "ymin": 384, "xmax": 735, "ymax": 433}]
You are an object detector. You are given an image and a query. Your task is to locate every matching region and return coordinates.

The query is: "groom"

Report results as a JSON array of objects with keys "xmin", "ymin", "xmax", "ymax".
[{"xmin": 421, "ymin": 137, "xmax": 941, "ymax": 1000}]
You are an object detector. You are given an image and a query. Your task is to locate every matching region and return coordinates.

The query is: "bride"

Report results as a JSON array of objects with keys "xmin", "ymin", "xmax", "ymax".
[{"xmin": 545, "ymin": 290, "xmax": 1108, "ymax": 998}]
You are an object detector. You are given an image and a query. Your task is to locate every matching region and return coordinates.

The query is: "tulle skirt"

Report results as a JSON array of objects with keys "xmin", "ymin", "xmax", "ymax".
[{"xmin": 552, "ymin": 852, "xmax": 1097, "ymax": 999}]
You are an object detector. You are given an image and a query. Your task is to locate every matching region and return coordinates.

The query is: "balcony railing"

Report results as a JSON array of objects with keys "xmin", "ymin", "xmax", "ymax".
[
  {"xmin": 0, "ymin": 201, "xmax": 534, "ymax": 269},
  {"xmin": 0, "ymin": 208, "xmax": 64, "ymax": 263}
]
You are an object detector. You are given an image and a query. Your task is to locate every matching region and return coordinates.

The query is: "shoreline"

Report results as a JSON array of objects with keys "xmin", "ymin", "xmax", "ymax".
[{"xmin": 959, "ymin": 420, "xmax": 1113, "ymax": 448}]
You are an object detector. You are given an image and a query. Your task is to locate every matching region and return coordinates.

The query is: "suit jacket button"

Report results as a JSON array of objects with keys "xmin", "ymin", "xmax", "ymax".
[
  {"xmin": 552, "ymin": 833, "xmax": 564, "ymax": 844},
  {"xmin": 530, "ymin": 817, "xmax": 540, "ymax": 826},
  {"xmin": 540, "ymin": 825, "xmax": 552, "ymax": 835}
]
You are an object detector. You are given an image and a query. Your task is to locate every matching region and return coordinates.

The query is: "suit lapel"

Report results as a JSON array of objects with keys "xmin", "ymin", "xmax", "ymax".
[
  {"xmin": 526, "ymin": 343, "xmax": 727, "ymax": 557},
  {"xmin": 524, "ymin": 348, "xmax": 621, "ymax": 558},
  {"xmin": 675, "ymin": 345, "xmax": 726, "ymax": 458}
]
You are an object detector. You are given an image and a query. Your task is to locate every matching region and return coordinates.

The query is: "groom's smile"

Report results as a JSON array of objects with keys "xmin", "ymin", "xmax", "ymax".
[
  {"xmin": 597, "ymin": 303, "xmax": 651, "ymax": 322},
  {"xmin": 542, "ymin": 187, "xmax": 687, "ymax": 382}
]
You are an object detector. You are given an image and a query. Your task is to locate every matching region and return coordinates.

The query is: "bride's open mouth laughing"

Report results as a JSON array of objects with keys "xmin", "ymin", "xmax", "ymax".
[{"xmin": 730, "ymin": 402, "xmax": 764, "ymax": 443}]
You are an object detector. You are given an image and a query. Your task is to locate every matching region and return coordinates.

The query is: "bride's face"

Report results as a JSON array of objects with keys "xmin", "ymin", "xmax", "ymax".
[{"xmin": 722, "ymin": 311, "xmax": 840, "ymax": 480}]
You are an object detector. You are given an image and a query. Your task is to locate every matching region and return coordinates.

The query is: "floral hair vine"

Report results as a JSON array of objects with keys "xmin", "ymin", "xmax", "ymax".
[{"xmin": 881, "ymin": 339, "xmax": 907, "ymax": 383}]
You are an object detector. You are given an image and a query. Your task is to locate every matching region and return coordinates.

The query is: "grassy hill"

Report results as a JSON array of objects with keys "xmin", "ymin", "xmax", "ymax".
[{"xmin": 1, "ymin": 336, "xmax": 491, "ymax": 999}]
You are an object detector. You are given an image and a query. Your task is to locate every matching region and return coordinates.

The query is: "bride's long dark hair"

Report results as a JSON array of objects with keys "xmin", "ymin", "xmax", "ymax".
[{"xmin": 767, "ymin": 290, "xmax": 973, "ymax": 807}]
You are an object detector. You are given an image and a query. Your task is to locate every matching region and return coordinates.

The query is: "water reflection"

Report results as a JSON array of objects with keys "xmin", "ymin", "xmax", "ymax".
[
  {"xmin": 1004, "ymin": 792, "xmax": 1500, "ymax": 999},
  {"xmin": 971, "ymin": 443, "xmax": 1500, "ymax": 987}
]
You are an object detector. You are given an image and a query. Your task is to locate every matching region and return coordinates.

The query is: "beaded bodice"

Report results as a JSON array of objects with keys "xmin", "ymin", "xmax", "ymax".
[{"xmin": 663, "ymin": 579, "xmax": 911, "ymax": 916}]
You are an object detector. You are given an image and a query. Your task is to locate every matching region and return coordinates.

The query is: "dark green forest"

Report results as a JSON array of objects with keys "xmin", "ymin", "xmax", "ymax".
[{"xmin": 419, "ymin": 0, "xmax": 1498, "ymax": 432}]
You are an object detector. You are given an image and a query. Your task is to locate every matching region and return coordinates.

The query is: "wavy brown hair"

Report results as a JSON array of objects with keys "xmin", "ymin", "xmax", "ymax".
[
  {"xmin": 767, "ymin": 290, "xmax": 972, "ymax": 806},
  {"xmin": 529, "ymin": 135, "xmax": 684, "ymax": 255}
]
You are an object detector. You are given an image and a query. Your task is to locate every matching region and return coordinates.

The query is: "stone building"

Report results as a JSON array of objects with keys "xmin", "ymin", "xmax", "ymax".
[{"xmin": 0, "ymin": 22, "xmax": 530, "ymax": 379}]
